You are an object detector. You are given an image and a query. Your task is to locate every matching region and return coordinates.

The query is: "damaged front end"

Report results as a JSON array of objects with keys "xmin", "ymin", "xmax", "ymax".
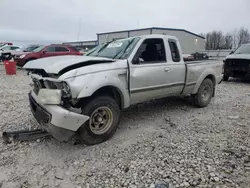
[
  {"xmin": 31, "ymin": 74, "xmax": 71, "ymax": 105},
  {"xmin": 29, "ymin": 74, "xmax": 89, "ymax": 141},
  {"xmin": 224, "ymin": 58, "xmax": 250, "ymax": 79}
]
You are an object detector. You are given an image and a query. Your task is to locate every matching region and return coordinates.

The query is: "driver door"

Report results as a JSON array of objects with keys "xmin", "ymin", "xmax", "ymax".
[
  {"xmin": 41, "ymin": 46, "xmax": 57, "ymax": 58},
  {"xmin": 129, "ymin": 38, "xmax": 185, "ymax": 104}
]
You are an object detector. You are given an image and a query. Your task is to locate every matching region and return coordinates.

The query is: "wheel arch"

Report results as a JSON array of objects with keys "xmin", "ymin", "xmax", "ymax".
[
  {"xmin": 192, "ymin": 69, "xmax": 216, "ymax": 95},
  {"xmin": 78, "ymin": 84, "xmax": 129, "ymax": 109},
  {"xmin": 91, "ymin": 85, "xmax": 124, "ymax": 109}
]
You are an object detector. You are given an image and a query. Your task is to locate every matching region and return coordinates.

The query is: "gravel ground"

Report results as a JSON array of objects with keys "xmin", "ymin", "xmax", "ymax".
[{"xmin": 0, "ymin": 65, "xmax": 250, "ymax": 188}]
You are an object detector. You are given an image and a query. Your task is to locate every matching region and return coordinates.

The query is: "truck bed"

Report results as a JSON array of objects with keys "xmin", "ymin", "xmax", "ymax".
[
  {"xmin": 185, "ymin": 59, "xmax": 221, "ymax": 64},
  {"xmin": 182, "ymin": 59, "xmax": 223, "ymax": 95}
]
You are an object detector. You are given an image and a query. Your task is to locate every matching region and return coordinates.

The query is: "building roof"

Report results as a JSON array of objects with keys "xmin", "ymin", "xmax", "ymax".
[
  {"xmin": 63, "ymin": 40, "xmax": 97, "ymax": 44},
  {"xmin": 97, "ymin": 27, "xmax": 205, "ymax": 39}
]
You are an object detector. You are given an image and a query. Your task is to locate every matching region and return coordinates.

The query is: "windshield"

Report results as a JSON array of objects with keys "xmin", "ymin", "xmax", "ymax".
[
  {"xmin": 84, "ymin": 43, "xmax": 105, "ymax": 56},
  {"xmin": 0, "ymin": 43, "xmax": 6, "ymax": 48},
  {"xmin": 33, "ymin": 45, "xmax": 44, "ymax": 52},
  {"xmin": 24, "ymin": 45, "xmax": 40, "ymax": 52},
  {"xmin": 234, "ymin": 45, "xmax": 250, "ymax": 54},
  {"xmin": 86, "ymin": 37, "xmax": 140, "ymax": 59}
]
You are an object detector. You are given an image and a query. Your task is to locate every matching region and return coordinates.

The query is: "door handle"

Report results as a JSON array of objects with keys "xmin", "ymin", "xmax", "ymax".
[{"xmin": 164, "ymin": 67, "xmax": 171, "ymax": 72}]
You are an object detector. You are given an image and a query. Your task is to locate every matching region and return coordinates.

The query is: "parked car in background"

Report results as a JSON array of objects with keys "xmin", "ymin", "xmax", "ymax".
[
  {"xmin": 16, "ymin": 44, "xmax": 82, "ymax": 67},
  {"xmin": 183, "ymin": 53, "xmax": 194, "ymax": 61},
  {"xmin": 0, "ymin": 42, "xmax": 13, "ymax": 48},
  {"xmin": 0, "ymin": 45, "xmax": 21, "ymax": 51},
  {"xmin": 223, "ymin": 44, "xmax": 250, "ymax": 81},
  {"xmin": 1, "ymin": 45, "xmax": 42, "ymax": 62},
  {"xmin": 192, "ymin": 52, "xmax": 209, "ymax": 60},
  {"xmin": 13, "ymin": 45, "xmax": 42, "ymax": 60},
  {"xmin": 0, "ymin": 45, "xmax": 22, "ymax": 61},
  {"xmin": 23, "ymin": 45, "xmax": 41, "ymax": 52},
  {"xmin": 24, "ymin": 34, "xmax": 223, "ymax": 145}
]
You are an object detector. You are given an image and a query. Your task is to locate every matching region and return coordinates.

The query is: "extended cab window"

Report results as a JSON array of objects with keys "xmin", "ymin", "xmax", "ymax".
[
  {"xmin": 55, "ymin": 47, "xmax": 69, "ymax": 52},
  {"xmin": 133, "ymin": 38, "xmax": 166, "ymax": 64},
  {"xmin": 169, "ymin": 40, "xmax": 181, "ymax": 62}
]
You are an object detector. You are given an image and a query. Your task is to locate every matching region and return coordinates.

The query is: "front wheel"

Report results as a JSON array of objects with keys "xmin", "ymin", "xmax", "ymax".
[
  {"xmin": 78, "ymin": 96, "xmax": 121, "ymax": 145},
  {"xmin": 193, "ymin": 79, "xmax": 214, "ymax": 108}
]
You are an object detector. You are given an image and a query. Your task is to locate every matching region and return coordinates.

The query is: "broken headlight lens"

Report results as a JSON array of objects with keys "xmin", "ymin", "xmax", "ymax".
[
  {"xmin": 62, "ymin": 82, "xmax": 71, "ymax": 98},
  {"xmin": 43, "ymin": 80, "xmax": 71, "ymax": 98}
]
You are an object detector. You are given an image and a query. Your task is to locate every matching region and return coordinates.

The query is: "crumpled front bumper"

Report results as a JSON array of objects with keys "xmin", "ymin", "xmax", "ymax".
[{"xmin": 29, "ymin": 91, "xmax": 89, "ymax": 141}]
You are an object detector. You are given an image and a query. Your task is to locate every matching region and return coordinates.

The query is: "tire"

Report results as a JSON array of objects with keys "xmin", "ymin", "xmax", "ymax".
[
  {"xmin": 223, "ymin": 75, "xmax": 229, "ymax": 81},
  {"xmin": 193, "ymin": 79, "xmax": 214, "ymax": 108},
  {"xmin": 78, "ymin": 96, "xmax": 121, "ymax": 145}
]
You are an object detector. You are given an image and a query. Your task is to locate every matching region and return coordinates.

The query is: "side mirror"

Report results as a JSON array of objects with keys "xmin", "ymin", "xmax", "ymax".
[
  {"xmin": 133, "ymin": 57, "xmax": 144, "ymax": 64},
  {"xmin": 138, "ymin": 58, "xmax": 144, "ymax": 63}
]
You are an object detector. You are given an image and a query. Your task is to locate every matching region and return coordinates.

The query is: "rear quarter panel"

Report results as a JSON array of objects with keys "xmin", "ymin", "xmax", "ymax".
[{"xmin": 182, "ymin": 60, "xmax": 223, "ymax": 95}]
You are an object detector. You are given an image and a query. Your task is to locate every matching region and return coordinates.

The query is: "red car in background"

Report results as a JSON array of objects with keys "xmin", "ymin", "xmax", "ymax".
[{"xmin": 15, "ymin": 44, "xmax": 82, "ymax": 67}]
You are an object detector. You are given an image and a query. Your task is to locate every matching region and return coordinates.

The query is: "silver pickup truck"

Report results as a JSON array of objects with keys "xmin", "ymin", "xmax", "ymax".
[{"xmin": 24, "ymin": 34, "xmax": 223, "ymax": 145}]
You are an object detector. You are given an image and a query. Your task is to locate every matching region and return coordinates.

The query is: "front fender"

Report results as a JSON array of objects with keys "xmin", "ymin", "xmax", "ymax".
[
  {"xmin": 192, "ymin": 68, "xmax": 216, "ymax": 94},
  {"xmin": 77, "ymin": 73, "xmax": 130, "ymax": 108}
]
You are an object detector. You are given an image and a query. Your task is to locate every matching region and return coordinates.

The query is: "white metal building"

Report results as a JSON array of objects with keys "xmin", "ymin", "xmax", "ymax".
[
  {"xmin": 63, "ymin": 40, "xmax": 97, "ymax": 49},
  {"xmin": 97, "ymin": 27, "xmax": 205, "ymax": 54},
  {"xmin": 63, "ymin": 27, "xmax": 205, "ymax": 54}
]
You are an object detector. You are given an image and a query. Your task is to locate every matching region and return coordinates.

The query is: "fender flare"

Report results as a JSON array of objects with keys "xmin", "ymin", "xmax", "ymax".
[
  {"xmin": 77, "ymin": 74, "xmax": 130, "ymax": 108},
  {"xmin": 192, "ymin": 68, "xmax": 216, "ymax": 94}
]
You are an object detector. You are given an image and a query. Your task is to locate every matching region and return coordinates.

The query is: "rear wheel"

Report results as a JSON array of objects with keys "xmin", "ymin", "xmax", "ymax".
[
  {"xmin": 193, "ymin": 79, "xmax": 214, "ymax": 108},
  {"xmin": 223, "ymin": 75, "xmax": 229, "ymax": 81},
  {"xmin": 78, "ymin": 96, "xmax": 121, "ymax": 145}
]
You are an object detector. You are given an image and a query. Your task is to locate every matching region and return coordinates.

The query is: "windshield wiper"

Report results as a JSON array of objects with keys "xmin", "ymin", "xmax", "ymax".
[
  {"xmin": 95, "ymin": 41, "xmax": 114, "ymax": 56},
  {"xmin": 86, "ymin": 41, "xmax": 113, "ymax": 57},
  {"xmin": 112, "ymin": 38, "xmax": 135, "ymax": 59}
]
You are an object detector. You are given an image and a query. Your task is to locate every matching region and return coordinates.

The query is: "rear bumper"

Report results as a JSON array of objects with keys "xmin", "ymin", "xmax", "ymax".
[{"xmin": 29, "ymin": 91, "xmax": 89, "ymax": 141}]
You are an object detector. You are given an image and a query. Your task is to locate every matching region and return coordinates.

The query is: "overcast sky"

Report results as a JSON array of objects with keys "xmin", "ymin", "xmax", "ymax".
[{"xmin": 0, "ymin": 0, "xmax": 249, "ymax": 45}]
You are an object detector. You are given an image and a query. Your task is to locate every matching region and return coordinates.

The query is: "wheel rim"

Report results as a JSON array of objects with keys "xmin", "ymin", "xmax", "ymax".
[
  {"xmin": 201, "ymin": 85, "xmax": 211, "ymax": 101},
  {"xmin": 89, "ymin": 107, "xmax": 113, "ymax": 135}
]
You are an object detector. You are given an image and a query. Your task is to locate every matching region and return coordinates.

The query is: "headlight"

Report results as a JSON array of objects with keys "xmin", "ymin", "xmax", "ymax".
[
  {"xmin": 38, "ymin": 89, "xmax": 62, "ymax": 105},
  {"xmin": 20, "ymin": 54, "xmax": 26, "ymax": 59}
]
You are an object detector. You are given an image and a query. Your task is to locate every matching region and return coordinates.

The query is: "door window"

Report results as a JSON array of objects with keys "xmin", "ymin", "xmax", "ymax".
[
  {"xmin": 10, "ymin": 46, "xmax": 19, "ymax": 50},
  {"xmin": 133, "ymin": 38, "xmax": 166, "ymax": 64},
  {"xmin": 45, "ymin": 46, "xmax": 55, "ymax": 52},
  {"xmin": 55, "ymin": 46, "xmax": 69, "ymax": 52},
  {"xmin": 169, "ymin": 41, "xmax": 181, "ymax": 62},
  {"xmin": 2, "ymin": 46, "xmax": 11, "ymax": 50}
]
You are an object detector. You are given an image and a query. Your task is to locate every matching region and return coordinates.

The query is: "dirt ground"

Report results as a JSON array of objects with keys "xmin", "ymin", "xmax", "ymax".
[{"xmin": 0, "ymin": 66, "xmax": 250, "ymax": 188}]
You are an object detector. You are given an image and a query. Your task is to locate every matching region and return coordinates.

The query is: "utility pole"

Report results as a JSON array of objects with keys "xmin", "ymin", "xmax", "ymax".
[{"xmin": 77, "ymin": 18, "xmax": 82, "ymax": 41}]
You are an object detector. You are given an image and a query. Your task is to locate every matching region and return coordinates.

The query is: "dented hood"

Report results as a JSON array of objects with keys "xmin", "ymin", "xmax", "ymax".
[
  {"xmin": 226, "ymin": 54, "xmax": 250, "ymax": 60},
  {"xmin": 23, "ymin": 55, "xmax": 114, "ymax": 74}
]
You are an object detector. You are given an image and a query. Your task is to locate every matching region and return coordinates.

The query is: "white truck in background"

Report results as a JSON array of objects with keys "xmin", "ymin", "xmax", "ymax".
[{"xmin": 24, "ymin": 34, "xmax": 223, "ymax": 145}]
